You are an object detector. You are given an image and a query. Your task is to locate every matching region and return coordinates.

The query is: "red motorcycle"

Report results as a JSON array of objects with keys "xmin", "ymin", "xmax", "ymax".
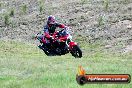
[{"xmin": 36, "ymin": 29, "xmax": 82, "ymax": 58}]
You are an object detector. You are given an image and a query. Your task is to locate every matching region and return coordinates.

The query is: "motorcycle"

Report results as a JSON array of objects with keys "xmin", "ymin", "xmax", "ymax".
[{"xmin": 35, "ymin": 29, "xmax": 82, "ymax": 58}]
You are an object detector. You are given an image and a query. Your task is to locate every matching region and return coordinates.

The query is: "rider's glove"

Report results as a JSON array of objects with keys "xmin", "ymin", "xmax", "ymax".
[
  {"xmin": 49, "ymin": 36, "xmax": 54, "ymax": 42},
  {"xmin": 50, "ymin": 36, "xmax": 54, "ymax": 39}
]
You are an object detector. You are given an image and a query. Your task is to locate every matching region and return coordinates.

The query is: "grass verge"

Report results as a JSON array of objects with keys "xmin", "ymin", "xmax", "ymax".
[{"xmin": 0, "ymin": 40, "xmax": 131, "ymax": 88}]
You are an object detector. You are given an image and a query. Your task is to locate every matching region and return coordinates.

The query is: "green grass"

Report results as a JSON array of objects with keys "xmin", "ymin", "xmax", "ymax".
[{"xmin": 0, "ymin": 40, "xmax": 132, "ymax": 88}]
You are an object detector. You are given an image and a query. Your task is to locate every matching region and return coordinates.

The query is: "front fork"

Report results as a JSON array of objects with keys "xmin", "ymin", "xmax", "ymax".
[{"xmin": 66, "ymin": 39, "xmax": 77, "ymax": 51}]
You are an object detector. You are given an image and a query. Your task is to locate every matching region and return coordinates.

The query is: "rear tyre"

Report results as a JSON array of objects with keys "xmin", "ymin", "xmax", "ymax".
[
  {"xmin": 38, "ymin": 45, "xmax": 50, "ymax": 56},
  {"xmin": 70, "ymin": 45, "xmax": 82, "ymax": 58}
]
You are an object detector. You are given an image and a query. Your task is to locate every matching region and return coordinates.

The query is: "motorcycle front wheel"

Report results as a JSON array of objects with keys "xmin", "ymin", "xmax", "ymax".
[{"xmin": 70, "ymin": 45, "xmax": 82, "ymax": 58}]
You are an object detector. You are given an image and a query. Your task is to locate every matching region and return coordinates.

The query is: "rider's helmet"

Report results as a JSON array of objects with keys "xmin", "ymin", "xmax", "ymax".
[{"xmin": 47, "ymin": 15, "xmax": 56, "ymax": 25}]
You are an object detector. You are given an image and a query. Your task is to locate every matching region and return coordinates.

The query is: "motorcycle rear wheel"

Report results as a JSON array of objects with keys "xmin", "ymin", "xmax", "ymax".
[{"xmin": 38, "ymin": 45, "xmax": 51, "ymax": 56}]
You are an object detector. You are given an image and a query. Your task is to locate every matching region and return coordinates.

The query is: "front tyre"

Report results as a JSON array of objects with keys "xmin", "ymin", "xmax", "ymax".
[{"xmin": 70, "ymin": 45, "xmax": 82, "ymax": 58}]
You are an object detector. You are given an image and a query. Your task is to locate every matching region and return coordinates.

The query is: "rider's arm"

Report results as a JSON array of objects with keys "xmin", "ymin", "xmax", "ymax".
[
  {"xmin": 43, "ymin": 25, "xmax": 51, "ymax": 39},
  {"xmin": 58, "ymin": 24, "xmax": 65, "ymax": 28},
  {"xmin": 55, "ymin": 23, "xmax": 66, "ymax": 28},
  {"xmin": 43, "ymin": 25, "xmax": 49, "ymax": 33},
  {"xmin": 56, "ymin": 23, "xmax": 70, "ymax": 36}
]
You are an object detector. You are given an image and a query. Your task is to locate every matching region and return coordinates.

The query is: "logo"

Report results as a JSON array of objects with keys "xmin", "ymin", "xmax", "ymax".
[{"xmin": 76, "ymin": 66, "xmax": 131, "ymax": 85}]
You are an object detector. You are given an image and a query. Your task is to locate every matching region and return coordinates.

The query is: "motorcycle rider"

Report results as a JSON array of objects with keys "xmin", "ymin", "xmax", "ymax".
[
  {"xmin": 43, "ymin": 15, "xmax": 67, "ymax": 43},
  {"xmin": 35, "ymin": 16, "xmax": 82, "ymax": 57},
  {"xmin": 37, "ymin": 15, "xmax": 69, "ymax": 50}
]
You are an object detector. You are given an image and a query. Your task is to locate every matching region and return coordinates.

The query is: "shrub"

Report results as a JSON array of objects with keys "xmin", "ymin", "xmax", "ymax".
[
  {"xmin": 81, "ymin": 0, "xmax": 87, "ymax": 5},
  {"xmin": 9, "ymin": 8, "xmax": 14, "ymax": 17},
  {"xmin": 123, "ymin": 0, "xmax": 129, "ymax": 4},
  {"xmin": 0, "ymin": 3, "xmax": 2, "ymax": 8},
  {"xmin": 103, "ymin": 0, "xmax": 109, "ymax": 11},
  {"xmin": 4, "ymin": 14, "xmax": 10, "ymax": 25},
  {"xmin": 39, "ymin": 5, "xmax": 43, "ymax": 13},
  {"xmin": 21, "ymin": 4, "xmax": 27, "ymax": 14},
  {"xmin": 98, "ymin": 16, "xmax": 104, "ymax": 26},
  {"xmin": 38, "ymin": 0, "xmax": 45, "ymax": 13}
]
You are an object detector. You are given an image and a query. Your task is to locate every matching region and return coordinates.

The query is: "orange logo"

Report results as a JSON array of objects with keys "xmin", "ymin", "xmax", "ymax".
[{"xmin": 76, "ymin": 66, "xmax": 131, "ymax": 85}]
